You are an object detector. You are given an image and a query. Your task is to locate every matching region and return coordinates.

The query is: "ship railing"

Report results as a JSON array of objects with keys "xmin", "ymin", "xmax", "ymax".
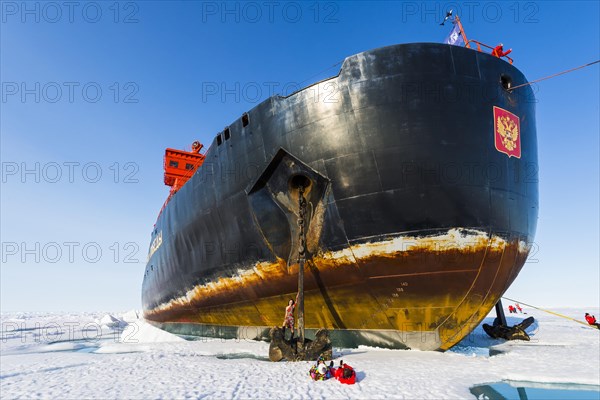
[{"xmin": 466, "ymin": 40, "xmax": 514, "ymax": 65}]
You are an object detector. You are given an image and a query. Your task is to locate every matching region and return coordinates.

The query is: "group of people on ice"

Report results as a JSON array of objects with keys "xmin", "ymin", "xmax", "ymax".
[
  {"xmin": 506, "ymin": 302, "xmax": 598, "ymax": 330},
  {"xmin": 508, "ymin": 303, "xmax": 523, "ymax": 314},
  {"xmin": 282, "ymin": 295, "xmax": 357, "ymax": 384},
  {"xmin": 309, "ymin": 356, "xmax": 356, "ymax": 384}
]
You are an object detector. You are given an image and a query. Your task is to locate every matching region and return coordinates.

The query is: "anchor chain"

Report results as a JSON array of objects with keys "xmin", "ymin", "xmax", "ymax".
[
  {"xmin": 297, "ymin": 185, "xmax": 308, "ymax": 262},
  {"xmin": 296, "ymin": 184, "xmax": 308, "ymax": 345}
]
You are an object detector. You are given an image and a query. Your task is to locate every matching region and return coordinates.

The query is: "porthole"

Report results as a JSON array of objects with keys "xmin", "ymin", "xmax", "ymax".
[{"xmin": 500, "ymin": 74, "xmax": 513, "ymax": 91}]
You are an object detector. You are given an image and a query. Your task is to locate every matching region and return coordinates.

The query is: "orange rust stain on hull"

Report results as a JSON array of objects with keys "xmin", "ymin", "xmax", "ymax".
[{"xmin": 144, "ymin": 239, "xmax": 528, "ymax": 350}]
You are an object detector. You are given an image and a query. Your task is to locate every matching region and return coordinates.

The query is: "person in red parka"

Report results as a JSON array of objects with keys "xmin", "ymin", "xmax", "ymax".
[
  {"xmin": 585, "ymin": 313, "xmax": 600, "ymax": 329},
  {"xmin": 333, "ymin": 360, "xmax": 356, "ymax": 385},
  {"xmin": 491, "ymin": 43, "xmax": 512, "ymax": 58},
  {"xmin": 515, "ymin": 303, "xmax": 523, "ymax": 313}
]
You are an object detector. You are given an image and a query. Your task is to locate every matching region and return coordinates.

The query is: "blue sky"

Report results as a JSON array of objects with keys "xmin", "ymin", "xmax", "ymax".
[{"xmin": 1, "ymin": 1, "xmax": 598, "ymax": 311}]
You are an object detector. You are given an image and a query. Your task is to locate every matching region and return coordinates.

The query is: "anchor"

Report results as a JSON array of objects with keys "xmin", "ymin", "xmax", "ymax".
[
  {"xmin": 268, "ymin": 181, "xmax": 332, "ymax": 361},
  {"xmin": 483, "ymin": 299, "xmax": 535, "ymax": 341},
  {"xmin": 247, "ymin": 149, "xmax": 333, "ymax": 361}
]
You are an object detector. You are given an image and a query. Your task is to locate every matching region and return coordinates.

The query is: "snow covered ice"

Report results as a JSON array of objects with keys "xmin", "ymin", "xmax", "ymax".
[{"xmin": 1, "ymin": 308, "xmax": 599, "ymax": 399}]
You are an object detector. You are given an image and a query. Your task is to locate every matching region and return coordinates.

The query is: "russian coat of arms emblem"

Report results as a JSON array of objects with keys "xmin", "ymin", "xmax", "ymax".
[{"xmin": 493, "ymin": 106, "xmax": 521, "ymax": 158}]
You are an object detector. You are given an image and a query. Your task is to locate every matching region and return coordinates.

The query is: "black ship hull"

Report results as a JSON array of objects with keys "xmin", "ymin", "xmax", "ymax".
[{"xmin": 142, "ymin": 43, "xmax": 538, "ymax": 351}]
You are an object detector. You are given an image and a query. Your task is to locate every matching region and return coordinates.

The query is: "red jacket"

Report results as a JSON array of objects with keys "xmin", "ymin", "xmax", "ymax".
[
  {"xmin": 334, "ymin": 364, "xmax": 356, "ymax": 385},
  {"xmin": 491, "ymin": 45, "xmax": 512, "ymax": 58},
  {"xmin": 585, "ymin": 314, "xmax": 597, "ymax": 325}
]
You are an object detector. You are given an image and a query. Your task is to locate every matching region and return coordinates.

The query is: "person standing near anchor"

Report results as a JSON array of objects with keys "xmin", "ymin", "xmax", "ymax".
[{"xmin": 282, "ymin": 292, "xmax": 300, "ymax": 340}]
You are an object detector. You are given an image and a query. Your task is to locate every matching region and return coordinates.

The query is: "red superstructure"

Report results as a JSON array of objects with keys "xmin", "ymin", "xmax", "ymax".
[{"xmin": 163, "ymin": 140, "xmax": 205, "ymax": 199}]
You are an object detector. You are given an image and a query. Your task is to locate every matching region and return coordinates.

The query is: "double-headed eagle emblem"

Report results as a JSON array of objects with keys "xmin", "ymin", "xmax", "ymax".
[
  {"xmin": 497, "ymin": 115, "xmax": 519, "ymax": 151},
  {"xmin": 493, "ymin": 106, "xmax": 521, "ymax": 158}
]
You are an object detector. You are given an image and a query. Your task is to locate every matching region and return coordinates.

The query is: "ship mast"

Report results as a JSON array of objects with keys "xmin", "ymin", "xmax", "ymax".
[{"xmin": 454, "ymin": 14, "xmax": 470, "ymax": 48}]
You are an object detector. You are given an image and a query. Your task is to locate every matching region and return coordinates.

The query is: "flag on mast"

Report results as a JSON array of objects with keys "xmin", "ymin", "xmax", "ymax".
[{"xmin": 444, "ymin": 22, "xmax": 464, "ymax": 46}]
